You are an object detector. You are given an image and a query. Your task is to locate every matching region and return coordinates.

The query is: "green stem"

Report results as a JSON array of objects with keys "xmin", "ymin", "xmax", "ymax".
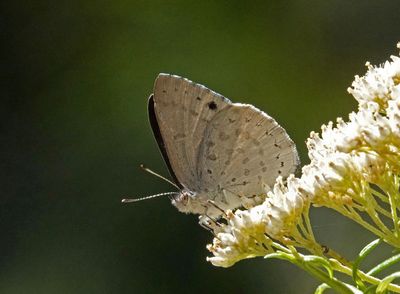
[
  {"xmin": 292, "ymin": 258, "xmax": 354, "ymax": 294},
  {"xmin": 324, "ymin": 246, "xmax": 352, "ymax": 268},
  {"xmin": 304, "ymin": 204, "xmax": 317, "ymax": 241},
  {"xmin": 367, "ymin": 208, "xmax": 393, "ymax": 236},
  {"xmin": 342, "ymin": 207, "xmax": 387, "ymax": 238},
  {"xmin": 388, "ymin": 191, "xmax": 399, "ymax": 235},
  {"xmin": 338, "ymin": 205, "xmax": 399, "ymax": 247},
  {"xmin": 374, "ymin": 204, "xmax": 393, "ymax": 219},
  {"xmin": 297, "ymin": 218, "xmax": 310, "ymax": 239},
  {"xmin": 371, "ymin": 189, "xmax": 390, "ymax": 204},
  {"xmin": 361, "ymin": 184, "xmax": 393, "ymax": 237},
  {"xmin": 386, "ymin": 175, "xmax": 400, "ymax": 237},
  {"xmin": 330, "ymin": 259, "xmax": 400, "ymax": 293},
  {"xmin": 271, "ymin": 242, "xmax": 291, "ymax": 254}
]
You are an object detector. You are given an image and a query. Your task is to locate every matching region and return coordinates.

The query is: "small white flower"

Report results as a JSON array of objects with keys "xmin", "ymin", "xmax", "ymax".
[
  {"xmin": 301, "ymin": 152, "xmax": 358, "ymax": 205},
  {"xmin": 348, "ymin": 50, "xmax": 400, "ymax": 110},
  {"xmin": 387, "ymin": 97, "xmax": 400, "ymax": 146}
]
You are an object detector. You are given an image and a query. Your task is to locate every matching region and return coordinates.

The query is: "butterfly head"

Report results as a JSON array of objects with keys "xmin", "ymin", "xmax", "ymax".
[
  {"xmin": 171, "ymin": 189, "xmax": 229, "ymax": 218},
  {"xmin": 171, "ymin": 189, "xmax": 206, "ymax": 215}
]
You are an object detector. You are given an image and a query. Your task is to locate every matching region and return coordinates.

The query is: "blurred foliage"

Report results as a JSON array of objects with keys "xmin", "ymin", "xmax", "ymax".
[{"xmin": 2, "ymin": 0, "xmax": 400, "ymax": 293}]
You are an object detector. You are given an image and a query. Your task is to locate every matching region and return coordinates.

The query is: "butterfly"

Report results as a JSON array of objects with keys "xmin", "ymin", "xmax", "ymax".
[{"xmin": 126, "ymin": 74, "xmax": 299, "ymax": 221}]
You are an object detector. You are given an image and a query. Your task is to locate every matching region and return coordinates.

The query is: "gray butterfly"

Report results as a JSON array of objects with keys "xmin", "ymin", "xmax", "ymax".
[{"xmin": 138, "ymin": 74, "xmax": 299, "ymax": 220}]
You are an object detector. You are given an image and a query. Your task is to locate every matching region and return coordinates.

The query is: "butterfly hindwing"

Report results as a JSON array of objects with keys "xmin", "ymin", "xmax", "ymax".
[{"xmin": 196, "ymin": 102, "xmax": 299, "ymax": 201}]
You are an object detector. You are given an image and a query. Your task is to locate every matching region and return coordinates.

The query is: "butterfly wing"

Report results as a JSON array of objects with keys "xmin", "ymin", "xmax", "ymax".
[
  {"xmin": 196, "ymin": 102, "xmax": 299, "ymax": 205},
  {"xmin": 150, "ymin": 74, "xmax": 232, "ymax": 189},
  {"xmin": 150, "ymin": 73, "xmax": 299, "ymax": 214}
]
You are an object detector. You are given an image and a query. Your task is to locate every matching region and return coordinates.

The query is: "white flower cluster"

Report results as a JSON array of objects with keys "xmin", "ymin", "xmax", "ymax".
[
  {"xmin": 207, "ymin": 44, "xmax": 400, "ymax": 267},
  {"xmin": 207, "ymin": 176, "xmax": 306, "ymax": 267},
  {"xmin": 305, "ymin": 47, "xmax": 400, "ymax": 206},
  {"xmin": 303, "ymin": 102, "xmax": 399, "ymax": 207}
]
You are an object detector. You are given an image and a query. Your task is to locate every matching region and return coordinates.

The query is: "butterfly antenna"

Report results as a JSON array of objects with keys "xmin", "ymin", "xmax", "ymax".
[
  {"xmin": 121, "ymin": 192, "xmax": 178, "ymax": 203},
  {"xmin": 139, "ymin": 164, "xmax": 180, "ymax": 189}
]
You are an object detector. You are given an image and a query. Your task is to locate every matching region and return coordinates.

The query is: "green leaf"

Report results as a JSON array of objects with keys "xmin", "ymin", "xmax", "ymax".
[
  {"xmin": 283, "ymin": 253, "xmax": 358, "ymax": 294},
  {"xmin": 376, "ymin": 272, "xmax": 400, "ymax": 293},
  {"xmin": 264, "ymin": 252, "xmax": 293, "ymax": 262},
  {"xmin": 344, "ymin": 284, "xmax": 365, "ymax": 294},
  {"xmin": 315, "ymin": 282, "xmax": 363, "ymax": 294},
  {"xmin": 367, "ymin": 253, "xmax": 400, "ymax": 276},
  {"xmin": 358, "ymin": 238, "xmax": 382, "ymax": 257},
  {"xmin": 304, "ymin": 256, "xmax": 334, "ymax": 279},
  {"xmin": 353, "ymin": 239, "xmax": 382, "ymax": 290},
  {"xmin": 314, "ymin": 283, "xmax": 330, "ymax": 294},
  {"xmin": 364, "ymin": 285, "xmax": 377, "ymax": 294}
]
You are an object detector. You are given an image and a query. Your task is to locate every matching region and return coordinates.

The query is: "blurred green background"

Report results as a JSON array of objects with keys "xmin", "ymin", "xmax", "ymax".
[{"xmin": 2, "ymin": 1, "xmax": 400, "ymax": 293}]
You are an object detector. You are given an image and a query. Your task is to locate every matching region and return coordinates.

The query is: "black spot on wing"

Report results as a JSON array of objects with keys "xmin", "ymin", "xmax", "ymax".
[{"xmin": 208, "ymin": 101, "xmax": 217, "ymax": 110}]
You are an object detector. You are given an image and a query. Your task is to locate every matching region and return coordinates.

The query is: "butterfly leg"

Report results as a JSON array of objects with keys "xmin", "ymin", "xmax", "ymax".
[
  {"xmin": 207, "ymin": 200, "xmax": 228, "ymax": 217},
  {"xmin": 221, "ymin": 188, "xmax": 230, "ymax": 205},
  {"xmin": 262, "ymin": 181, "xmax": 272, "ymax": 193},
  {"xmin": 199, "ymin": 214, "xmax": 222, "ymax": 234},
  {"xmin": 199, "ymin": 219, "xmax": 214, "ymax": 233}
]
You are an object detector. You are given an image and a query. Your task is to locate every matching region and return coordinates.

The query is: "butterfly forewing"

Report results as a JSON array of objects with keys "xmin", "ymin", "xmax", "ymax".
[
  {"xmin": 148, "ymin": 95, "xmax": 183, "ymax": 188},
  {"xmin": 152, "ymin": 74, "xmax": 231, "ymax": 189}
]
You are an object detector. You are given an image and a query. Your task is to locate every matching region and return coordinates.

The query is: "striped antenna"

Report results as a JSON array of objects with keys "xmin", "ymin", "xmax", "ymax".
[
  {"xmin": 139, "ymin": 164, "xmax": 180, "ymax": 189},
  {"xmin": 121, "ymin": 192, "xmax": 178, "ymax": 203}
]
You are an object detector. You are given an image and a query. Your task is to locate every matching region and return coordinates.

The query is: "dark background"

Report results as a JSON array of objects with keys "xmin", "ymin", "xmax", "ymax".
[{"xmin": 2, "ymin": 1, "xmax": 400, "ymax": 293}]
